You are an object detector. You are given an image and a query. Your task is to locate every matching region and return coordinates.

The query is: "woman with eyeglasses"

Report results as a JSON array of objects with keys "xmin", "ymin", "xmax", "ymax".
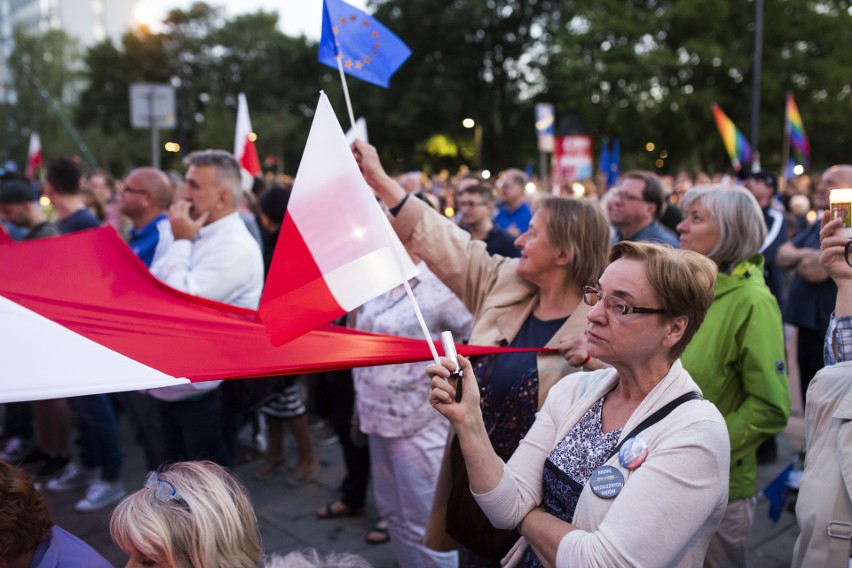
[
  {"xmin": 110, "ymin": 461, "xmax": 263, "ymax": 568},
  {"xmin": 676, "ymin": 185, "xmax": 790, "ymax": 567},
  {"xmin": 427, "ymin": 242, "xmax": 730, "ymax": 567},
  {"xmin": 353, "ymin": 140, "xmax": 611, "ymax": 565}
]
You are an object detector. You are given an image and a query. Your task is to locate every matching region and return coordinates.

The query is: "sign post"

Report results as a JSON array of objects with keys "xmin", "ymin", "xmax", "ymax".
[
  {"xmin": 129, "ymin": 83, "xmax": 176, "ymax": 169},
  {"xmin": 535, "ymin": 103, "xmax": 555, "ymax": 189}
]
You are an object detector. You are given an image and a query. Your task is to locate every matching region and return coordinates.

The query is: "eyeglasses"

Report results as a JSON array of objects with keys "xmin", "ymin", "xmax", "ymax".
[
  {"xmin": 612, "ymin": 190, "xmax": 644, "ymax": 203},
  {"xmin": 122, "ymin": 186, "xmax": 148, "ymax": 195},
  {"xmin": 583, "ymin": 286, "xmax": 667, "ymax": 319},
  {"xmin": 846, "ymin": 241, "xmax": 852, "ymax": 267},
  {"xmin": 145, "ymin": 471, "xmax": 189, "ymax": 508},
  {"xmin": 458, "ymin": 201, "xmax": 487, "ymax": 208}
]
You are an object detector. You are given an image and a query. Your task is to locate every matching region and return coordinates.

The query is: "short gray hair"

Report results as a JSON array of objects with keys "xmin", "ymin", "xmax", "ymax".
[
  {"xmin": 679, "ymin": 184, "xmax": 766, "ymax": 268},
  {"xmin": 184, "ymin": 150, "xmax": 243, "ymax": 205}
]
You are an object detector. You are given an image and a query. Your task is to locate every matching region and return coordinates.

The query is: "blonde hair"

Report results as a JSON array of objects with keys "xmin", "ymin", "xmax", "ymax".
[
  {"xmin": 535, "ymin": 196, "xmax": 611, "ymax": 288},
  {"xmin": 610, "ymin": 241, "xmax": 718, "ymax": 359},
  {"xmin": 679, "ymin": 185, "xmax": 766, "ymax": 268},
  {"xmin": 110, "ymin": 461, "xmax": 262, "ymax": 568}
]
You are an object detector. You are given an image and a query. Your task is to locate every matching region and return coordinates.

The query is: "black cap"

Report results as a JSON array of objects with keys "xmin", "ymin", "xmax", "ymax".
[
  {"xmin": 742, "ymin": 168, "xmax": 778, "ymax": 193},
  {"xmin": 0, "ymin": 180, "xmax": 36, "ymax": 204}
]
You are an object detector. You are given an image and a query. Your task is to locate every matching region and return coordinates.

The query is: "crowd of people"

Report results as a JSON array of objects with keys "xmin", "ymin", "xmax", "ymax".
[{"xmin": 0, "ymin": 143, "xmax": 850, "ymax": 567}]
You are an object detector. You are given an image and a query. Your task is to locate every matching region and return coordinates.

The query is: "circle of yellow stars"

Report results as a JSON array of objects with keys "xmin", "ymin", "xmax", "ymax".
[{"xmin": 333, "ymin": 14, "xmax": 380, "ymax": 71}]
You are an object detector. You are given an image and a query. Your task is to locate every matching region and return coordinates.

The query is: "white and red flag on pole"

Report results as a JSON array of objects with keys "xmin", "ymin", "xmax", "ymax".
[
  {"xmin": 259, "ymin": 92, "xmax": 418, "ymax": 346},
  {"xmin": 234, "ymin": 93, "xmax": 262, "ymax": 176},
  {"xmin": 25, "ymin": 132, "xmax": 41, "ymax": 179}
]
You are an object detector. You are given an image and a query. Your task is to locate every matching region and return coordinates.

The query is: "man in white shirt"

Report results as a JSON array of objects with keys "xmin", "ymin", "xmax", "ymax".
[{"xmin": 150, "ymin": 150, "xmax": 264, "ymax": 466}]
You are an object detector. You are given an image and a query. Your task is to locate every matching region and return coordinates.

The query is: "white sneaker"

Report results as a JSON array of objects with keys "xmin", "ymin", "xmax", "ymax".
[
  {"xmin": 0, "ymin": 436, "xmax": 30, "ymax": 462},
  {"xmin": 45, "ymin": 463, "xmax": 99, "ymax": 492},
  {"xmin": 74, "ymin": 480, "xmax": 126, "ymax": 513}
]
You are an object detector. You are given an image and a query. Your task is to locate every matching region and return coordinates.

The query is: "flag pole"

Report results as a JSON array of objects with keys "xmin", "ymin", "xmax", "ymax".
[
  {"xmin": 336, "ymin": 57, "xmax": 358, "ymax": 132},
  {"xmin": 330, "ymin": 66, "xmax": 442, "ymax": 365}
]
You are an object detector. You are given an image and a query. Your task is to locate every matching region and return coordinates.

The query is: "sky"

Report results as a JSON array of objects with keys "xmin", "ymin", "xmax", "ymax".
[{"xmin": 136, "ymin": 0, "xmax": 369, "ymax": 40}]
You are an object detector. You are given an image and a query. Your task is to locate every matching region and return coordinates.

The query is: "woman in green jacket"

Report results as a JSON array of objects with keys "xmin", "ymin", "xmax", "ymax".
[{"xmin": 677, "ymin": 185, "xmax": 790, "ymax": 568}]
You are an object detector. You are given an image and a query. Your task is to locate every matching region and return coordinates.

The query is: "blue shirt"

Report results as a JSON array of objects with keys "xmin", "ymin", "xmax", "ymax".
[
  {"xmin": 615, "ymin": 220, "xmax": 680, "ymax": 248},
  {"xmin": 784, "ymin": 222, "xmax": 837, "ymax": 333},
  {"xmin": 58, "ymin": 209, "xmax": 100, "ymax": 234},
  {"xmin": 129, "ymin": 213, "xmax": 170, "ymax": 267},
  {"xmin": 494, "ymin": 202, "xmax": 532, "ymax": 235},
  {"xmin": 30, "ymin": 526, "xmax": 113, "ymax": 568}
]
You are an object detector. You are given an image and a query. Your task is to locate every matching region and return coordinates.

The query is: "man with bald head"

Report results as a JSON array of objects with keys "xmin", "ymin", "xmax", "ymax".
[
  {"xmin": 119, "ymin": 167, "xmax": 174, "ymax": 268},
  {"xmin": 779, "ymin": 165, "xmax": 852, "ymax": 406}
]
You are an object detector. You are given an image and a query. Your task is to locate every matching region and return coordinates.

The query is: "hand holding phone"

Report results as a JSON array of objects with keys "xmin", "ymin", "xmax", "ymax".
[{"xmin": 440, "ymin": 331, "xmax": 464, "ymax": 403}]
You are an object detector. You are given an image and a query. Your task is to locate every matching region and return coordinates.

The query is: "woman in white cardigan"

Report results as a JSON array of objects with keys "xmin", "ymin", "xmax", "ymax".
[{"xmin": 428, "ymin": 242, "xmax": 731, "ymax": 567}]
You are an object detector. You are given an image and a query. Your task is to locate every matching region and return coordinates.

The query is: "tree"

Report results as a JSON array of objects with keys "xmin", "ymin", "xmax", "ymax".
[{"xmin": 3, "ymin": 27, "xmax": 83, "ymax": 170}]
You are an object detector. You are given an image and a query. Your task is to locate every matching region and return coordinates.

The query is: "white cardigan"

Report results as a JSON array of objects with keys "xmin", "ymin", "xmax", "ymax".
[{"xmin": 474, "ymin": 360, "xmax": 730, "ymax": 567}]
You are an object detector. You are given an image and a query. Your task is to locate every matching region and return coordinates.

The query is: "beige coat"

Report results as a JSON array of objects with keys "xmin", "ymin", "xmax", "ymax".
[
  {"xmin": 792, "ymin": 361, "xmax": 852, "ymax": 567},
  {"xmin": 391, "ymin": 196, "xmax": 591, "ymax": 550}
]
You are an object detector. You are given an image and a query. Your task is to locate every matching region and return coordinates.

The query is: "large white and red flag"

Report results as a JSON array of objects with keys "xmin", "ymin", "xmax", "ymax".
[
  {"xmin": 25, "ymin": 132, "xmax": 41, "ymax": 179},
  {"xmin": 259, "ymin": 92, "xmax": 419, "ymax": 346},
  {"xmin": 234, "ymin": 93, "xmax": 262, "ymax": 176}
]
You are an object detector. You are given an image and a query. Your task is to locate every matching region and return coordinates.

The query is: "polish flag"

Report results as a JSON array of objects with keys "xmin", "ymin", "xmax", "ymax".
[
  {"xmin": 234, "ymin": 93, "xmax": 262, "ymax": 176},
  {"xmin": 25, "ymin": 132, "xmax": 41, "ymax": 179},
  {"xmin": 259, "ymin": 92, "xmax": 418, "ymax": 346}
]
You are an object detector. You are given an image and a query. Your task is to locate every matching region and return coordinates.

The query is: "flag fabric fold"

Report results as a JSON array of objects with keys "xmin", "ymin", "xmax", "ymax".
[
  {"xmin": 235, "ymin": 93, "xmax": 262, "ymax": 176},
  {"xmin": 259, "ymin": 92, "xmax": 419, "ymax": 346},
  {"xmin": 785, "ymin": 94, "xmax": 810, "ymax": 169},
  {"xmin": 25, "ymin": 132, "xmax": 41, "ymax": 180},
  {"xmin": 0, "ymin": 227, "xmax": 521, "ymax": 403},
  {"xmin": 711, "ymin": 103, "xmax": 752, "ymax": 171},
  {"xmin": 318, "ymin": 0, "xmax": 411, "ymax": 88}
]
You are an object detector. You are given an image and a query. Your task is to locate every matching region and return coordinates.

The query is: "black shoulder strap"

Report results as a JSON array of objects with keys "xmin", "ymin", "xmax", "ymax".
[{"xmin": 610, "ymin": 391, "xmax": 703, "ymax": 459}]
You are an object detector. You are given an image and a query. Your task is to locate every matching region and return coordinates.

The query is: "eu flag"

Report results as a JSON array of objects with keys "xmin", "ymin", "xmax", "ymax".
[{"xmin": 318, "ymin": 0, "xmax": 412, "ymax": 88}]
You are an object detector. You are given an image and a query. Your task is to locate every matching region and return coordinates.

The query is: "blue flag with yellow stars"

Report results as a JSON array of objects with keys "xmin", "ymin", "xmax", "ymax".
[{"xmin": 318, "ymin": 0, "xmax": 412, "ymax": 88}]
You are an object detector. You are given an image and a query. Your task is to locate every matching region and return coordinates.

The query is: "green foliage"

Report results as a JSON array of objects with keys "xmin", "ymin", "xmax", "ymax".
[{"xmin": 3, "ymin": 0, "xmax": 849, "ymax": 177}]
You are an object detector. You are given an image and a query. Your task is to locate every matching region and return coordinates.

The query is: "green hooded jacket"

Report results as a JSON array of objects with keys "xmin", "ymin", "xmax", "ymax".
[{"xmin": 682, "ymin": 254, "xmax": 791, "ymax": 500}]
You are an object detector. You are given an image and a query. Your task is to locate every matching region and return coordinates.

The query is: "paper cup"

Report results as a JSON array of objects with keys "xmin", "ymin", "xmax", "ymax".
[{"xmin": 830, "ymin": 189, "xmax": 852, "ymax": 238}]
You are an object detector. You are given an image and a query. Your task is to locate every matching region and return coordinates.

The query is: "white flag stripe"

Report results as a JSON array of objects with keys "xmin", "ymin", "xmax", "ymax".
[
  {"xmin": 288, "ymin": 93, "xmax": 418, "ymax": 290},
  {"xmin": 0, "ymin": 295, "xmax": 188, "ymax": 403}
]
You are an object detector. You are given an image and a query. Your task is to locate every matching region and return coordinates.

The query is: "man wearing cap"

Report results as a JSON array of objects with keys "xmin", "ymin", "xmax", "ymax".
[
  {"xmin": 744, "ymin": 169, "xmax": 788, "ymax": 308},
  {"xmin": 0, "ymin": 180, "xmax": 58, "ymax": 240}
]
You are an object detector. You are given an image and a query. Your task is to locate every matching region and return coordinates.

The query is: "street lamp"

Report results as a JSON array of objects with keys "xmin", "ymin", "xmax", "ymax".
[{"xmin": 462, "ymin": 118, "xmax": 482, "ymax": 169}]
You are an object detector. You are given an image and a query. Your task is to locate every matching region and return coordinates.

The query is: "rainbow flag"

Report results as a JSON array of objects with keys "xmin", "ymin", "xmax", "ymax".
[
  {"xmin": 711, "ymin": 103, "xmax": 752, "ymax": 171},
  {"xmin": 785, "ymin": 94, "xmax": 810, "ymax": 168}
]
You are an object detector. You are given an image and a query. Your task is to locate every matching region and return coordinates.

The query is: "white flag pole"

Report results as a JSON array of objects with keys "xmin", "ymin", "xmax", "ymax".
[
  {"xmin": 332, "ymin": 63, "xmax": 442, "ymax": 365},
  {"xmin": 336, "ymin": 57, "xmax": 358, "ymax": 133}
]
